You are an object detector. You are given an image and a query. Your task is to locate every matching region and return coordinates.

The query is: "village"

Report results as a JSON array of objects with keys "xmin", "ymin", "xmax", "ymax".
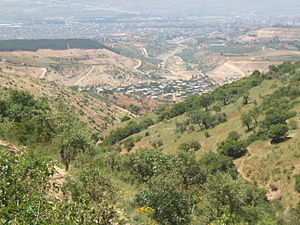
[{"xmin": 89, "ymin": 75, "xmax": 216, "ymax": 101}]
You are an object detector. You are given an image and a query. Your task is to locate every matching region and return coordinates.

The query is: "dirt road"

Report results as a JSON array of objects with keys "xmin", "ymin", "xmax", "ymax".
[{"xmin": 75, "ymin": 66, "xmax": 95, "ymax": 86}]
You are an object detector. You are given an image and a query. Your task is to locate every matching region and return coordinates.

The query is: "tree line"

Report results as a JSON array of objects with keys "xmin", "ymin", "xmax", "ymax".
[{"xmin": 0, "ymin": 39, "xmax": 118, "ymax": 52}]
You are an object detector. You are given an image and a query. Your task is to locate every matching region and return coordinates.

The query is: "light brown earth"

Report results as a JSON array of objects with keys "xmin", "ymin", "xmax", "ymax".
[
  {"xmin": 0, "ymin": 48, "xmax": 147, "ymax": 87},
  {"xmin": 207, "ymin": 48, "xmax": 300, "ymax": 83},
  {"xmin": 0, "ymin": 140, "xmax": 20, "ymax": 153},
  {"xmin": 236, "ymin": 27, "xmax": 300, "ymax": 42},
  {"xmin": 165, "ymin": 56, "xmax": 200, "ymax": 79},
  {"xmin": 208, "ymin": 60, "xmax": 283, "ymax": 82}
]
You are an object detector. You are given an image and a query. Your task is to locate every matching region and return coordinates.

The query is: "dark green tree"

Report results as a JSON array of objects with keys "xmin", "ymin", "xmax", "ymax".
[
  {"xmin": 178, "ymin": 140, "xmax": 201, "ymax": 152},
  {"xmin": 241, "ymin": 113, "xmax": 253, "ymax": 131},
  {"xmin": 218, "ymin": 138, "xmax": 247, "ymax": 159},
  {"xmin": 268, "ymin": 124, "xmax": 289, "ymax": 143}
]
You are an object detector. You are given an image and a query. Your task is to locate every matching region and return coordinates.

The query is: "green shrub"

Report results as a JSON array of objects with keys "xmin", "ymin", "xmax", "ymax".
[
  {"xmin": 268, "ymin": 124, "xmax": 289, "ymax": 143},
  {"xmin": 135, "ymin": 178, "xmax": 192, "ymax": 225},
  {"xmin": 121, "ymin": 115, "xmax": 131, "ymax": 122},
  {"xmin": 178, "ymin": 140, "xmax": 201, "ymax": 152},
  {"xmin": 295, "ymin": 175, "xmax": 300, "ymax": 193}
]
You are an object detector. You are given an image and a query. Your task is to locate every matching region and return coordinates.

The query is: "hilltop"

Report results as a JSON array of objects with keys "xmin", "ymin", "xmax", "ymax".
[{"xmin": 0, "ymin": 40, "xmax": 154, "ymax": 88}]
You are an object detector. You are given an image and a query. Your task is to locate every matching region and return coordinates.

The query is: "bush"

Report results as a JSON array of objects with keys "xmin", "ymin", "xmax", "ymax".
[
  {"xmin": 103, "ymin": 118, "xmax": 154, "ymax": 146},
  {"xmin": 288, "ymin": 119, "xmax": 298, "ymax": 130},
  {"xmin": 178, "ymin": 140, "xmax": 201, "ymax": 152},
  {"xmin": 204, "ymin": 131, "xmax": 210, "ymax": 138},
  {"xmin": 123, "ymin": 138, "xmax": 135, "ymax": 151},
  {"xmin": 245, "ymin": 131, "xmax": 268, "ymax": 146},
  {"xmin": 218, "ymin": 139, "xmax": 247, "ymax": 159},
  {"xmin": 268, "ymin": 124, "xmax": 289, "ymax": 143},
  {"xmin": 121, "ymin": 115, "xmax": 131, "ymax": 122},
  {"xmin": 151, "ymin": 139, "xmax": 163, "ymax": 148},
  {"xmin": 295, "ymin": 175, "xmax": 300, "ymax": 193},
  {"xmin": 120, "ymin": 148, "xmax": 172, "ymax": 182},
  {"xmin": 135, "ymin": 178, "xmax": 192, "ymax": 225}
]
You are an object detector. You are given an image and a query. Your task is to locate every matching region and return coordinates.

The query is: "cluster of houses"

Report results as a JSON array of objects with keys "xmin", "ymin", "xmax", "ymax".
[{"xmin": 93, "ymin": 75, "xmax": 216, "ymax": 101}]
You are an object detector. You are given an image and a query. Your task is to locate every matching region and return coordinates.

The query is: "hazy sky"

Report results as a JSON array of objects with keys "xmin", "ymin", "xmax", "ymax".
[
  {"xmin": 1, "ymin": 0, "xmax": 300, "ymax": 22},
  {"xmin": 105, "ymin": 0, "xmax": 300, "ymax": 15}
]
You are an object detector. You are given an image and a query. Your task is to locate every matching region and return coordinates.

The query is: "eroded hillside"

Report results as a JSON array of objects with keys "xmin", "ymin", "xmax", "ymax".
[{"xmin": 0, "ymin": 48, "xmax": 149, "ymax": 87}]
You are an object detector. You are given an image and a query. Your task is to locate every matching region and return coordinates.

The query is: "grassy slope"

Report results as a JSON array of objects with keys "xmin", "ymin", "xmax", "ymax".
[
  {"xmin": 0, "ymin": 71, "xmax": 130, "ymax": 130},
  {"xmin": 108, "ymin": 77, "xmax": 300, "ymax": 209}
]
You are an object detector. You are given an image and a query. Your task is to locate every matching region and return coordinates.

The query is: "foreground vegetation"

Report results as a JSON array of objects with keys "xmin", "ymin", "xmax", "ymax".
[{"xmin": 1, "ymin": 60, "xmax": 300, "ymax": 224}]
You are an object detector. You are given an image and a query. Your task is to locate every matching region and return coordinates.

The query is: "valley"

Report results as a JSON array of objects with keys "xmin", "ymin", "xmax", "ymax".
[{"xmin": 2, "ymin": 26, "xmax": 300, "ymax": 102}]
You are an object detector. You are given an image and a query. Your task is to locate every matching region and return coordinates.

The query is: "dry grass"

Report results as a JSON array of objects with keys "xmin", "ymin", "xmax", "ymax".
[
  {"xmin": 0, "ymin": 48, "xmax": 148, "ymax": 87},
  {"xmin": 113, "ymin": 78, "xmax": 300, "ymax": 210},
  {"xmin": 0, "ymin": 71, "xmax": 130, "ymax": 130}
]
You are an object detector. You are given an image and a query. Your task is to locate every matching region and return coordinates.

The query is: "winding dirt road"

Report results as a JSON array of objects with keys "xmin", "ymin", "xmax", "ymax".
[{"xmin": 75, "ymin": 66, "xmax": 95, "ymax": 86}]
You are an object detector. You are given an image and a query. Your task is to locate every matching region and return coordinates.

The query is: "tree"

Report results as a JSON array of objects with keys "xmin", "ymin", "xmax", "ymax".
[
  {"xmin": 121, "ymin": 148, "xmax": 171, "ymax": 182},
  {"xmin": 213, "ymin": 87, "xmax": 231, "ymax": 106},
  {"xmin": 201, "ymin": 172, "xmax": 247, "ymax": 223},
  {"xmin": 63, "ymin": 168, "xmax": 115, "ymax": 204},
  {"xmin": 241, "ymin": 113, "xmax": 253, "ymax": 130},
  {"xmin": 0, "ymin": 147, "xmax": 125, "ymax": 224},
  {"xmin": 218, "ymin": 138, "xmax": 247, "ymax": 159},
  {"xmin": 3, "ymin": 89, "xmax": 49, "ymax": 122},
  {"xmin": 135, "ymin": 178, "xmax": 192, "ymax": 225},
  {"xmin": 200, "ymin": 172, "xmax": 275, "ymax": 225},
  {"xmin": 198, "ymin": 152, "xmax": 238, "ymax": 180},
  {"xmin": 178, "ymin": 140, "xmax": 201, "ymax": 152},
  {"xmin": 250, "ymin": 108, "xmax": 260, "ymax": 125},
  {"xmin": 242, "ymin": 95, "xmax": 250, "ymax": 105},
  {"xmin": 227, "ymin": 131, "xmax": 241, "ymax": 141},
  {"xmin": 175, "ymin": 149, "xmax": 204, "ymax": 187},
  {"xmin": 128, "ymin": 104, "xmax": 142, "ymax": 115},
  {"xmin": 212, "ymin": 103, "xmax": 222, "ymax": 113},
  {"xmin": 188, "ymin": 110, "xmax": 214, "ymax": 130},
  {"xmin": 197, "ymin": 94, "xmax": 213, "ymax": 111},
  {"xmin": 263, "ymin": 108, "xmax": 295, "ymax": 129},
  {"xmin": 0, "ymin": 147, "xmax": 53, "ymax": 224},
  {"xmin": 268, "ymin": 124, "xmax": 289, "ymax": 143},
  {"xmin": 54, "ymin": 122, "xmax": 94, "ymax": 171},
  {"xmin": 121, "ymin": 115, "xmax": 131, "ymax": 122}
]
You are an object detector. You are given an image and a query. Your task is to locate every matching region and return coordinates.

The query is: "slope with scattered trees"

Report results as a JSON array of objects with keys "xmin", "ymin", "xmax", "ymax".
[{"xmin": 1, "ymin": 61, "xmax": 300, "ymax": 224}]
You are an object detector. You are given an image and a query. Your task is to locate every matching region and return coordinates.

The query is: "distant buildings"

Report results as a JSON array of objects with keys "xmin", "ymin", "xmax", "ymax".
[{"xmin": 85, "ymin": 75, "xmax": 216, "ymax": 101}]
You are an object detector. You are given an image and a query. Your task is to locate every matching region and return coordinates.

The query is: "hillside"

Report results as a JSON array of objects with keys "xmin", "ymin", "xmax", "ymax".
[
  {"xmin": 101, "ymin": 61, "xmax": 300, "ymax": 220},
  {"xmin": 0, "ymin": 70, "xmax": 131, "ymax": 130},
  {"xmin": 236, "ymin": 27, "xmax": 300, "ymax": 43},
  {"xmin": 1, "ymin": 61, "xmax": 300, "ymax": 225},
  {"xmin": 0, "ymin": 47, "xmax": 151, "ymax": 88}
]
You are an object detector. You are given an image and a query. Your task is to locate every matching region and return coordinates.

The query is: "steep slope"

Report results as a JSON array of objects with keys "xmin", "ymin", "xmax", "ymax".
[
  {"xmin": 101, "ymin": 62, "xmax": 300, "ymax": 211},
  {"xmin": 0, "ymin": 71, "xmax": 131, "ymax": 130}
]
